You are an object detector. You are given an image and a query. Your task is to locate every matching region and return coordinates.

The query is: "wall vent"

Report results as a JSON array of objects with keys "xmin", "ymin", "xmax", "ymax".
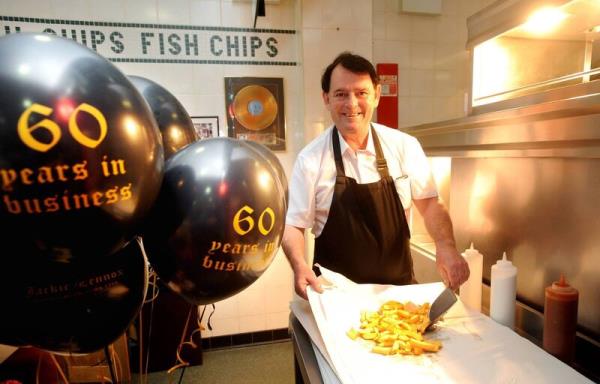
[{"xmin": 400, "ymin": 0, "xmax": 442, "ymax": 15}]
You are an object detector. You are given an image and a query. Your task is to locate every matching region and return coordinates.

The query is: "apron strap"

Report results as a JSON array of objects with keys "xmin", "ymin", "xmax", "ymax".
[
  {"xmin": 332, "ymin": 127, "xmax": 345, "ymax": 176},
  {"xmin": 371, "ymin": 125, "xmax": 390, "ymax": 178},
  {"xmin": 331, "ymin": 125, "xmax": 391, "ymax": 178}
]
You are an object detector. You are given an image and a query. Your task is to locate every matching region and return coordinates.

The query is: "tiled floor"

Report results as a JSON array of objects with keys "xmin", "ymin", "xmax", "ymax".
[{"xmin": 134, "ymin": 340, "xmax": 294, "ymax": 384}]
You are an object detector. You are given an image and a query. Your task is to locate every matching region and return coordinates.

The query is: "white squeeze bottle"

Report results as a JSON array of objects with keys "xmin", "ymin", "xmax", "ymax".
[
  {"xmin": 459, "ymin": 243, "xmax": 483, "ymax": 312},
  {"xmin": 490, "ymin": 252, "xmax": 517, "ymax": 328}
]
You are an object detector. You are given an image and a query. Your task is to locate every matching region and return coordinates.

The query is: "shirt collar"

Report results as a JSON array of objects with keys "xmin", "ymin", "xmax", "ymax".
[{"xmin": 336, "ymin": 125, "xmax": 376, "ymax": 156}]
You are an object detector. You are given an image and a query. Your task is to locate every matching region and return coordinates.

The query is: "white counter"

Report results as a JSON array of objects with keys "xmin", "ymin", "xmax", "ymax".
[{"xmin": 292, "ymin": 267, "xmax": 593, "ymax": 384}]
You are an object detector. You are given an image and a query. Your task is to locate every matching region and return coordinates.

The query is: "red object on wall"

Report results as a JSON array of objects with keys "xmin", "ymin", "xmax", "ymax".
[{"xmin": 376, "ymin": 63, "xmax": 398, "ymax": 129}]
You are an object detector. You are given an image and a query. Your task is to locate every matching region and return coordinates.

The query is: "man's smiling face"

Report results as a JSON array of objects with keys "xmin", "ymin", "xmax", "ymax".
[{"xmin": 322, "ymin": 64, "xmax": 381, "ymax": 138}]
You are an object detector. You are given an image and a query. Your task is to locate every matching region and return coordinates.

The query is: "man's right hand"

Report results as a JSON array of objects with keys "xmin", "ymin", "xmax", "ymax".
[
  {"xmin": 282, "ymin": 225, "xmax": 324, "ymax": 299},
  {"xmin": 294, "ymin": 264, "xmax": 323, "ymax": 300}
]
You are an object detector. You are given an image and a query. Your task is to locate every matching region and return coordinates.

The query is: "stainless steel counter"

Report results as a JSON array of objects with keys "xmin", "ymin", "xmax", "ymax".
[{"xmin": 290, "ymin": 313, "xmax": 323, "ymax": 384}]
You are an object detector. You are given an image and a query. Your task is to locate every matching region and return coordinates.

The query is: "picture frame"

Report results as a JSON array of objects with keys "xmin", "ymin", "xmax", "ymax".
[
  {"xmin": 191, "ymin": 116, "xmax": 220, "ymax": 140},
  {"xmin": 224, "ymin": 77, "xmax": 286, "ymax": 151}
]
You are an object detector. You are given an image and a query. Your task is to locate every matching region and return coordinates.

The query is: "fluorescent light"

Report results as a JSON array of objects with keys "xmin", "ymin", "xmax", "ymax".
[{"xmin": 522, "ymin": 7, "xmax": 568, "ymax": 34}]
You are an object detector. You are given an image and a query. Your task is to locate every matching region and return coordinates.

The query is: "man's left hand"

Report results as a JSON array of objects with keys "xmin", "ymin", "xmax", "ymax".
[{"xmin": 436, "ymin": 246, "xmax": 469, "ymax": 290}]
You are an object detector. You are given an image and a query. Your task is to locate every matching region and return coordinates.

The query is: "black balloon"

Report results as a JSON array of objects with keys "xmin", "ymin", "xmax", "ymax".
[
  {"xmin": 129, "ymin": 75, "xmax": 196, "ymax": 159},
  {"xmin": 240, "ymin": 140, "xmax": 288, "ymax": 206},
  {"xmin": 0, "ymin": 33, "xmax": 164, "ymax": 261},
  {"xmin": 0, "ymin": 238, "xmax": 148, "ymax": 354},
  {"xmin": 142, "ymin": 138, "xmax": 286, "ymax": 304}
]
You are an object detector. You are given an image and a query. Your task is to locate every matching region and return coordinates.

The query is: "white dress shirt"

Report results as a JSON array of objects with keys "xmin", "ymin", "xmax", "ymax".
[{"xmin": 285, "ymin": 123, "xmax": 438, "ymax": 237}]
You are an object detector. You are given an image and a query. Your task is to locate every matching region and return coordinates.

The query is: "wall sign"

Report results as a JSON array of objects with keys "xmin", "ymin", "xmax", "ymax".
[
  {"xmin": 376, "ymin": 63, "xmax": 398, "ymax": 129},
  {"xmin": 0, "ymin": 15, "xmax": 297, "ymax": 66}
]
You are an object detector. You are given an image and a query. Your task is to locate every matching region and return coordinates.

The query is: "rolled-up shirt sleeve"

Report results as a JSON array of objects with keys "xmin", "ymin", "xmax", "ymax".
[
  {"xmin": 285, "ymin": 154, "xmax": 315, "ymax": 229},
  {"xmin": 405, "ymin": 136, "xmax": 438, "ymax": 200}
]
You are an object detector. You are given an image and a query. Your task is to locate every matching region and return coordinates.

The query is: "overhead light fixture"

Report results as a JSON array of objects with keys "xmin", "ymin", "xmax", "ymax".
[{"xmin": 522, "ymin": 7, "xmax": 568, "ymax": 34}]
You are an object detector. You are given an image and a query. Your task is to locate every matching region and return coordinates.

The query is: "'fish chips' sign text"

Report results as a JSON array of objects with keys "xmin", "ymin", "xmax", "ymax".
[{"xmin": 1, "ymin": 15, "xmax": 297, "ymax": 66}]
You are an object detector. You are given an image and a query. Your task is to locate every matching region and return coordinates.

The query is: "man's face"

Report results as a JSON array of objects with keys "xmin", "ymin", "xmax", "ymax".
[{"xmin": 322, "ymin": 64, "xmax": 381, "ymax": 137}]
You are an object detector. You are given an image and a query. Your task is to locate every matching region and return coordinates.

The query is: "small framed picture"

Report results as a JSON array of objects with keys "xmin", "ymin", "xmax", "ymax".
[{"xmin": 191, "ymin": 116, "xmax": 220, "ymax": 140}]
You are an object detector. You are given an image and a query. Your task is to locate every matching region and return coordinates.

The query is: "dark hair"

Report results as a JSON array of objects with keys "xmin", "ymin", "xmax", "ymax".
[{"xmin": 321, "ymin": 52, "xmax": 379, "ymax": 93}]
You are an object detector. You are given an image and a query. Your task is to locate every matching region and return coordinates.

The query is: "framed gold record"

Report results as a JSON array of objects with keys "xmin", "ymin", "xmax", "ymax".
[
  {"xmin": 225, "ymin": 77, "xmax": 285, "ymax": 150},
  {"xmin": 232, "ymin": 85, "xmax": 278, "ymax": 131}
]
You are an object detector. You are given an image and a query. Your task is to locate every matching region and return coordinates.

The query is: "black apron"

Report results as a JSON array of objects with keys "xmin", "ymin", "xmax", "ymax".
[{"xmin": 314, "ymin": 126, "xmax": 414, "ymax": 285}]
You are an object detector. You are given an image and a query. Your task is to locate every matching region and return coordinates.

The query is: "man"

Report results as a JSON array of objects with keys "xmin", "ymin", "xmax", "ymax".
[{"xmin": 282, "ymin": 52, "xmax": 469, "ymax": 300}]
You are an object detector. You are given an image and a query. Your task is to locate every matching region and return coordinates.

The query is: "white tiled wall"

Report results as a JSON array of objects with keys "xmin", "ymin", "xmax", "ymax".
[
  {"xmin": 202, "ymin": 250, "xmax": 294, "ymax": 337},
  {"xmin": 1, "ymin": 0, "xmax": 495, "ymax": 338},
  {"xmin": 372, "ymin": 0, "xmax": 495, "ymax": 128},
  {"xmin": 300, "ymin": 0, "xmax": 374, "ymax": 142}
]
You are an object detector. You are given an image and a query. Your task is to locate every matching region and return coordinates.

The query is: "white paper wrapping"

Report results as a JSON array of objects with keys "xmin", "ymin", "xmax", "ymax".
[{"xmin": 302, "ymin": 267, "xmax": 593, "ymax": 384}]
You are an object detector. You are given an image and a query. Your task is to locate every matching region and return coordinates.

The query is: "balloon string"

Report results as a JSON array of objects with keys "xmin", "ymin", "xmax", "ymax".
[
  {"xmin": 166, "ymin": 305, "xmax": 194, "ymax": 375},
  {"xmin": 198, "ymin": 304, "xmax": 216, "ymax": 331},
  {"xmin": 138, "ymin": 237, "xmax": 160, "ymax": 304},
  {"xmin": 104, "ymin": 346, "xmax": 117, "ymax": 383},
  {"xmin": 137, "ymin": 235, "xmax": 147, "ymax": 384},
  {"xmin": 36, "ymin": 352, "xmax": 68, "ymax": 384},
  {"xmin": 137, "ymin": 236, "xmax": 159, "ymax": 384},
  {"xmin": 207, "ymin": 304, "xmax": 216, "ymax": 330},
  {"xmin": 109, "ymin": 344, "xmax": 122, "ymax": 383},
  {"xmin": 165, "ymin": 303, "xmax": 215, "ymax": 383},
  {"xmin": 138, "ymin": 305, "xmax": 144, "ymax": 384},
  {"xmin": 199, "ymin": 305, "xmax": 208, "ymax": 328},
  {"xmin": 145, "ymin": 269, "xmax": 160, "ymax": 303},
  {"xmin": 166, "ymin": 302, "xmax": 206, "ymax": 379},
  {"xmin": 48, "ymin": 353, "xmax": 69, "ymax": 384},
  {"xmin": 35, "ymin": 354, "xmax": 42, "ymax": 384},
  {"xmin": 143, "ymin": 269, "xmax": 159, "ymax": 381}
]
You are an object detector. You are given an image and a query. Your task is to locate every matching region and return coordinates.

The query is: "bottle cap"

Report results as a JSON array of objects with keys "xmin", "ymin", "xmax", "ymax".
[
  {"xmin": 495, "ymin": 252, "xmax": 513, "ymax": 267},
  {"xmin": 549, "ymin": 274, "xmax": 578, "ymax": 296},
  {"xmin": 462, "ymin": 242, "xmax": 480, "ymax": 257}
]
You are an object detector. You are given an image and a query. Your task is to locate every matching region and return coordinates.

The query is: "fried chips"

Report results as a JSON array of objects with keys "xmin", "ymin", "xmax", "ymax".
[{"xmin": 346, "ymin": 300, "xmax": 442, "ymax": 356}]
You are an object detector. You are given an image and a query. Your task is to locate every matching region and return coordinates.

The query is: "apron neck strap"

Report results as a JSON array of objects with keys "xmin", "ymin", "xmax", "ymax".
[
  {"xmin": 332, "ymin": 127, "xmax": 345, "ymax": 176},
  {"xmin": 371, "ymin": 125, "xmax": 390, "ymax": 178},
  {"xmin": 332, "ymin": 125, "xmax": 390, "ymax": 178}
]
